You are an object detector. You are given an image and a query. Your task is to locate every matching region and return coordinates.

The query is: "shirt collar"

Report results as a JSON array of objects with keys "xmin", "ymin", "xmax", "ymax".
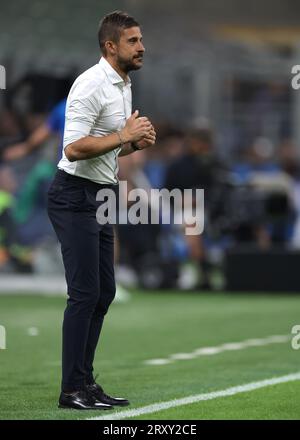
[{"xmin": 99, "ymin": 57, "xmax": 131, "ymax": 86}]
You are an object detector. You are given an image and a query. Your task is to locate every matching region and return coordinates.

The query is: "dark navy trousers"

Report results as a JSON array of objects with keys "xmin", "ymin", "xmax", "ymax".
[{"xmin": 47, "ymin": 169, "xmax": 116, "ymax": 392}]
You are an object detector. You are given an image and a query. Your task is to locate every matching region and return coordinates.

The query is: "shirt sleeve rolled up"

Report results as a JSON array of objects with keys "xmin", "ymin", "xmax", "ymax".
[{"xmin": 63, "ymin": 78, "xmax": 102, "ymax": 149}]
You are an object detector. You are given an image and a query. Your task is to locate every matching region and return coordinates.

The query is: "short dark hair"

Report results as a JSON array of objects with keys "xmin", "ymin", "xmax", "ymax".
[{"xmin": 98, "ymin": 11, "xmax": 140, "ymax": 55}]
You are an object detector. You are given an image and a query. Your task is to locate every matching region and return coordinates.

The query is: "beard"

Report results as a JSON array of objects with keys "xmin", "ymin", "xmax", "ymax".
[{"xmin": 117, "ymin": 54, "xmax": 143, "ymax": 73}]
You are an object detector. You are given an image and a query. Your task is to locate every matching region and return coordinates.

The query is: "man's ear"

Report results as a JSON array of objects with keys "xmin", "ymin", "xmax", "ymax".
[{"xmin": 105, "ymin": 41, "xmax": 117, "ymax": 56}]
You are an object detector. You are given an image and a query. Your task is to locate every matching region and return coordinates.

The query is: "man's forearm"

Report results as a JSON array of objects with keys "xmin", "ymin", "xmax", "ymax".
[{"xmin": 65, "ymin": 133, "xmax": 121, "ymax": 162}]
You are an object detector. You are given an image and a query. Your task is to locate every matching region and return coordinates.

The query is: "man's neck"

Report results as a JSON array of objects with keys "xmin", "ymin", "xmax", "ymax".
[{"xmin": 104, "ymin": 56, "xmax": 129, "ymax": 82}]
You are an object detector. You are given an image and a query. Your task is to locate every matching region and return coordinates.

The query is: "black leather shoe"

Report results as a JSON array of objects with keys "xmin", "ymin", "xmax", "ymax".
[
  {"xmin": 58, "ymin": 389, "xmax": 113, "ymax": 410},
  {"xmin": 86, "ymin": 383, "xmax": 130, "ymax": 406}
]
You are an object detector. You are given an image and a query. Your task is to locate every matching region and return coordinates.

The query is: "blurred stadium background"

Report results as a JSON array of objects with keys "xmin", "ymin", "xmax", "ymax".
[{"xmin": 1, "ymin": 0, "xmax": 300, "ymax": 420}]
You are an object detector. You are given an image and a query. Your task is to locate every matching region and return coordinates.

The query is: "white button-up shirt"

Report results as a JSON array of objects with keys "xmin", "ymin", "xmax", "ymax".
[{"xmin": 58, "ymin": 57, "xmax": 132, "ymax": 184}]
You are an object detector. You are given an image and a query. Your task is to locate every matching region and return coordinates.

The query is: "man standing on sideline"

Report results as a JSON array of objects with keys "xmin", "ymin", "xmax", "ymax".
[{"xmin": 47, "ymin": 11, "xmax": 156, "ymax": 410}]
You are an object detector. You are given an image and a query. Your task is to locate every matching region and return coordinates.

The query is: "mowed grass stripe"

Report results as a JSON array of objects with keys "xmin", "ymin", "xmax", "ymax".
[{"xmin": 87, "ymin": 372, "xmax": 300, "ymax": 420}]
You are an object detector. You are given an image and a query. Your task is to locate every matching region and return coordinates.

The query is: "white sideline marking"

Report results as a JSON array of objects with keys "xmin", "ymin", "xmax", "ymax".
[
  {"xmin": 144, "ymin": 334, "xmax": 290, "ymax": 365},
  {"xmin": 86, "ymin": 371, "xmax": 300, "ymax": 420}
]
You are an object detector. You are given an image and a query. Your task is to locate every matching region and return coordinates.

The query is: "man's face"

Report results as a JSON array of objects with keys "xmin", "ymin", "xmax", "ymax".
[{"xmin": 115, "ymin": 26, "xmax": 145, "ymax": 73}]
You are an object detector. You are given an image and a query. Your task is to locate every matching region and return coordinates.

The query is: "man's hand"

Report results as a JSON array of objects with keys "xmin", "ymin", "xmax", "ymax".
[
  {"xmin": 134, "ymin": 126, "xmax": 156, "ymax": 150},
  {"xmin": 120, "ymin": 110, "xmax": 153, "ymax": 143}
]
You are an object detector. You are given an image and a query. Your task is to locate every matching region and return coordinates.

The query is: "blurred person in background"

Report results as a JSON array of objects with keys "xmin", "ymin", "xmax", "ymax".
[
  {"xmin": 231, "ymin": 137, "xmax": 296, "ymax": 249},
  {"xmin": 118, "ymin": 147, "xmax": 175, "ymax": 289},
  {"xmin": 1, "ymin": 99, "xmax": 66, "ymax": 249},
  {"xmin": 0, "ymin": 165, "xmax": 32, "ymax": 272},
  {"xmin": 2, "ymin": 98, "xmax": 66, "ymax": 162},
  {"xmin": 118, "ymin": 150, "xmax": 158, "ymax": 276},
  {"xmin": 0, "ymin": 108, "xmax": 22, "ymax": 146},
  {"xmin": 164, "ymin": 125, "xmax": 227, "ymax": 290},
  {"xmin": 142, "ymin": 128, "xmax": 187, "ymax": 288},
  {"xmin": 278, "ymin": 140, "xmax": 300, "ymax": 248},
  {"xmin": 143, "ymin": 127, "xmax": 184, "ymax": 189}
]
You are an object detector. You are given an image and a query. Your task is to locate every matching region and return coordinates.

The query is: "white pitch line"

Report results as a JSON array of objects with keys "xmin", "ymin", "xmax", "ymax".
[
  {"xmin": 86, "ymin": 371, "xmax": 300, "ymax": 420},
  {"xmin": 144, "ymin": 334, "xmax": 290, "ymax": 365}
]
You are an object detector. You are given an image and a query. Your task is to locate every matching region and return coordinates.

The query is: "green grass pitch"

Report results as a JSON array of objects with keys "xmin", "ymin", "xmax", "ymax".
[{"xmin": 0, "ymin": 290, "xmax": 300, "ymax": 420}]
